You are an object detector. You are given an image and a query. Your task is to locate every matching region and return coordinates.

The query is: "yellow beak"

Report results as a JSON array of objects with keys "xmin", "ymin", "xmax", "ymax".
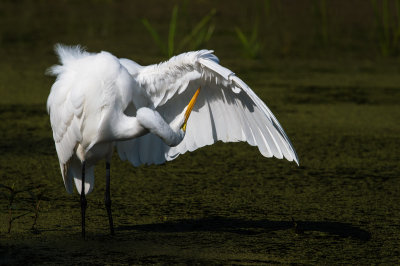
[{"xmin": 182, "ymin": 87, "xmax": 201, "ymax": 132}]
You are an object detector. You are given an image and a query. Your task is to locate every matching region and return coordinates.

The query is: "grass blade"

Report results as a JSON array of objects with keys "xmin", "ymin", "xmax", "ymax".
[
  {"xmin": 235, "ymin": 23, "xmax": 261, "ymax": 59},
  {"xmin": 178, "ymin": 8, "xmax": 216, "ymax": 51},
  {"xmin": 235, "ymin": 27, "xmax": 250, "ymax": 48},
  {"xmin": 250, "ymin": 21, "xmax": 259, "ymax": 44},
  {"xmin": 142, "ymin": 18, "xmax": 167, "ymax": 56},
  {"xmin": 394, "ymin": 0, "xmax": 400, "ymax": 47},
  {"xmin": 168, "ymin": 5, "xmax": 179, "ymax": 57}
]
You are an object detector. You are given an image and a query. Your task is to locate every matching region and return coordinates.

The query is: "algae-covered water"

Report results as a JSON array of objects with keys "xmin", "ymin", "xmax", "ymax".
[{"xmin": 1, "ymin": 0, "xmax": 399, "ymax": 264}]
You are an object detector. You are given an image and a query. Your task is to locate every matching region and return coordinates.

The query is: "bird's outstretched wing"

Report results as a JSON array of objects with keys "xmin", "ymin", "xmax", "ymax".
[{"xmin": 116, "ymin": 50, "xmax": 298, "ymax": 166}]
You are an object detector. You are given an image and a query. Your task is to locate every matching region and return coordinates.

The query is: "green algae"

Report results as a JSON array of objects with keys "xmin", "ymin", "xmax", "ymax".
[{"xmin": 0, "ymin": 1, "xmax": 400, "ymax": 264}]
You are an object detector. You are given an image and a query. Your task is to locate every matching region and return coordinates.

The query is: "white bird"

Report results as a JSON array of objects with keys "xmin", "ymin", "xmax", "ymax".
[{"xmin": 47, "ymin": 44, "xmax": 298, "ymax": 238}]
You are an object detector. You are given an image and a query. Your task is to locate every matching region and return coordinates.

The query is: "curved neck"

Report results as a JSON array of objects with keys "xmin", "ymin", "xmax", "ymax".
[{"xmin": 136, "ymin": 107, "xmax": 184, "ymax": 147}]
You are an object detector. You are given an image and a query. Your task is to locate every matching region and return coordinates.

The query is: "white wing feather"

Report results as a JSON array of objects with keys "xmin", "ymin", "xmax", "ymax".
[
  {"xmin": 117, "ymin": 50, "xmax": 298, "ymax": 166},
  {"xmin": 47, "ymin": 50, "xmax": 85, "ymax": 165}
]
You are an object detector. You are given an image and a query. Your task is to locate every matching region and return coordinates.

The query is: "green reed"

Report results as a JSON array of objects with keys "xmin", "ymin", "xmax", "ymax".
[
  {"xmin": 313, "ymin": 0, "xmax": 329, "ymax": 46},
  {"xmin": 235, "ymin": 21, "xmax": 262, "ymax": 59},
  {"xmin": 371, "ymin": 0, "xmax": 400, "ymax": 56},
  {"xmin": 142, "ymin": 5, "xmax": 216, "ymax": 58},
  {"xmin": 234, "ymin": 0, "xmax": 270, "ymax": 59}
]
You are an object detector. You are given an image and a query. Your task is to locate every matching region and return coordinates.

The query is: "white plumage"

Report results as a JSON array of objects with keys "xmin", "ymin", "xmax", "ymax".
[
  {"xmin": 47, "ymin": 44, "xmax": 298, "ymax": 197},
  {"xmin": 117, "ymin": 50, "xmax": 298, "ymax": 166}
]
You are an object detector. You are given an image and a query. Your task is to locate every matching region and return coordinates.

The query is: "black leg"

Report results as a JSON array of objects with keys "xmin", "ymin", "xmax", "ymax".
[
  {"xmin": 105, "ymin": 162, "xmax": 115, "ymax": 235},
  {"xmin": 81, "ymin": 161, "xmax": 87, "ymax": 239}
]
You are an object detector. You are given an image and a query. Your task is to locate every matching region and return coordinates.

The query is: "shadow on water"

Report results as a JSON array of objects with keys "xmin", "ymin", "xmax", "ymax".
[{"xmin": 116, "ymin": 216, "xmax": 371, "ymax": 241}]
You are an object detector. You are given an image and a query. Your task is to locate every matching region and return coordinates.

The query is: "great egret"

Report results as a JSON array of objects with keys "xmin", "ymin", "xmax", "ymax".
[{"xmin": 47, "ymin": 44, "xmax": 298, "ymax": 238}]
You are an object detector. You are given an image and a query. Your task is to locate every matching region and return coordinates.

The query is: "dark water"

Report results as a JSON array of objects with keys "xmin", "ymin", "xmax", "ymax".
[{"xmin": 1, "ymin": 1, "xmax": 399, "ymax": 264}]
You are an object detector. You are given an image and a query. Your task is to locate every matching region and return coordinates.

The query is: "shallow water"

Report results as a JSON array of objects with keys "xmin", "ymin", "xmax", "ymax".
[{"xmin": 1, "ymin": 1, "xmax": 400, "ymax": 264}]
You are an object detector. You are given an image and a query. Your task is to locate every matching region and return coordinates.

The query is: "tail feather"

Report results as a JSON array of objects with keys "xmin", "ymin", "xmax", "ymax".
[
  {"xmin": 60, "ymin": 156, "xmax": 94, "ymax": 195},
  {"xmin": 60, "ymin": 162, "xmax": 73, "ymax": 194},
  {"xmin": 47, "ymin": 44, "xmax": 89, "ymax": 76}
]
